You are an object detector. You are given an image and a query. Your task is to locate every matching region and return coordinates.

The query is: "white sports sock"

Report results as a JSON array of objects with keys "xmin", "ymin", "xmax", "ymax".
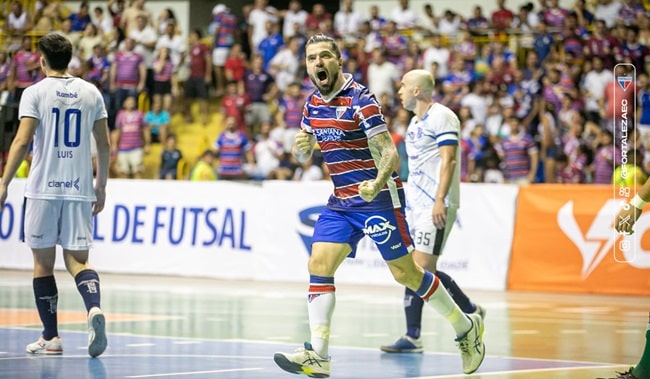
[
  {"xmin": 426, "ymin": 279, "xmax": 472, "ymax": 337},
  {"xmin": 308, "ymin": 291, "xmax": 335, "ymax": 357}
]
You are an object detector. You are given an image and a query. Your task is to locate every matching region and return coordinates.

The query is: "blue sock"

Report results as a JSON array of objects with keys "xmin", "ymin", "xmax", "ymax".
[
  {"xmin": 33, "ymin": 276, "xmax": 58, "ymax": 340},
  {"xmin": 74, "ymin": 270, "xmax": 101, "ymax": 312},
  {"xmin": 436, "ymin": 271, "xmax": 476, "ymax": 314},
  {"xmin": 404, "ymin": 287, "xmax": 424, "ymax": 339}
]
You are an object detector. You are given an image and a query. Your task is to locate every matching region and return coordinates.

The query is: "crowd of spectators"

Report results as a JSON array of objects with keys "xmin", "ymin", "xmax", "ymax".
[{"xmin": 0, "ymin": 0, "xmax": 649, "ymax": 184}]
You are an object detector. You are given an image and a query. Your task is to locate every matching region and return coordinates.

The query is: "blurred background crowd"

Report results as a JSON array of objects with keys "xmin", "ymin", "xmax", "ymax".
[{"xmin": 0, "ymin": 0, "xmax": 648, "ymax": 184}]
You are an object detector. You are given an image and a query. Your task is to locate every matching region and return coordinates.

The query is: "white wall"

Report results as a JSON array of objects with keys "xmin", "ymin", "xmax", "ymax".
[
  {"xmin": 63, "ymin": 1, "xmax": 190, "ymax": 38},
  {"xmin": 353, "ymin": 0, "xmax": 577, "ymax": 22}
]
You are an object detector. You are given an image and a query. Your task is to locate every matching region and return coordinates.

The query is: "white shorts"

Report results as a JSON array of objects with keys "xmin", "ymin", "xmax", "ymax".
[
  {"xmin": 407, "ymin": 207, "xmax": 457, "ymax": 256},
  {"xmin": 117, "ymin": 148, "xmax": 144, "ymax": 175},
  {"xmin": 24, "ymin": 198, "xmax": 93, "ymax": 250},
  {"xmin": 212, "ymin": 47, "xmax": 230, "ymax": 66}
]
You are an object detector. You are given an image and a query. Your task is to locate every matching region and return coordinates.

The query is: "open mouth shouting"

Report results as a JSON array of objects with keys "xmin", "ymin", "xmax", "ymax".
[{"xmin": 316, "ymin": 69, "xmax": 329, "ymax": 86}]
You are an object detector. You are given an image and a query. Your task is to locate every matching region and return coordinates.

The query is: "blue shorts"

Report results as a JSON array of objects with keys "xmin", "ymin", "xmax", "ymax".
[{"xmin": 312, "ymin": 207, "xmax": 413, "ymax": 261}]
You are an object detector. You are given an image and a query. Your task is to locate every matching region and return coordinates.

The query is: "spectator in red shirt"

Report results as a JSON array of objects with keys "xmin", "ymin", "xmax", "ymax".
[
  {"xmin": 491, "ymin": 0, "xmax": 514, "ymax": 31},
  {"xmin": 221, "ymin": 80, "xmax": 250, "ymax": 133},
  {"xmin": 224, "ymin": 43, "xmax": 247, "ymax": 93},
  {"xmin": 305, "ymin": 3, "xmax": 332, "ymax": 33},
  {"xmin": 183, "ymin": 28, "xmax": 212, "ymax": 125}
]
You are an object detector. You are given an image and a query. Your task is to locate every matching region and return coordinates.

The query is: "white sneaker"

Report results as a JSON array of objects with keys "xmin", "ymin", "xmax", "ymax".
[
  {"xmin": 26, "ymin": 336, "xmax": 63, "ymax": 355},
  {"xmin": 455, "ymin": 313, "xmax": 485, "ymax": 374},
  {"xmin": 274, "ymin": 342, "xmax": 331, "ymax": 378},
  {"xmin": 87, "ymin": 307, "xmax": 107, "ymax": 358}
]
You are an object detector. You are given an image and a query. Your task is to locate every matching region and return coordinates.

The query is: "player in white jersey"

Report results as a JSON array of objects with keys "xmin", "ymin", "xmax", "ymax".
[
  {"xmin": 381, "ymin": 69, "xmax": 485, "ymax": 354},
  {"xmin": 0, "ymin": 32, "xmax": 111, "ymax": 358}
]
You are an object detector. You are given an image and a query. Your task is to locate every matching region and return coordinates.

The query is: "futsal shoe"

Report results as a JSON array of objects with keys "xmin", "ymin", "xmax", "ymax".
[
  {"xmin": 87, "ymin": 307, "xmax": 107, "ymax": 358},
  {"xmin": 273, "ymin": 342, "xmax": 331, "ymax": 378},
  {"xmin": 455, "ymin": 313, "xmax": 485, "ymax": 374},
  {"xmin": 473, "ymin": 303, "xmax": 487, "ymax": 320},
  {"xmin": 597, "ymin": 369, "xmax": 640, "ymax": 379},
  {"xmin": 380, "ymin": 335, "xmax": 424, "ymax": 353},
  {"xmin": 25, "ymin": 336, "xmax": 63, "ymax": 355}
]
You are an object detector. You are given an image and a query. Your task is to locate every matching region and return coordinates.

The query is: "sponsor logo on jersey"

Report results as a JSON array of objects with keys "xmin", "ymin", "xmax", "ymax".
[
  {"xmin": 313, "ymin": 127, "xmax": 345, "ymax": 142},
  {"xmin": 48, "ymin": 177, "xmax": 80, "ymax": 191}
]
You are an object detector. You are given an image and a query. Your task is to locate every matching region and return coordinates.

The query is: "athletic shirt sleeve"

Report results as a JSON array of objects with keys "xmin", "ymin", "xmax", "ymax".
[{"xmin": 354, "ymin": 88, "xmax": 388, "ymax": 139}]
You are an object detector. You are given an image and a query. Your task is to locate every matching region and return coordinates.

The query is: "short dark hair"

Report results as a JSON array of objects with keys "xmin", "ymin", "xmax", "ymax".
[
  {"xmin": 305, "ymin": 33, "xmax": 341, "ymax": 59},
  {"xmin": 38, "ymin": 32, "xmax": 73, "ymax": 71}
]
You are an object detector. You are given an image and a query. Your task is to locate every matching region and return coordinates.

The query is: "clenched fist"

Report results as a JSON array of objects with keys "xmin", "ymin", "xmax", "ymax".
[{"xmin": 358, "ymin": 180, "xmax": 381, "ymax": 202}]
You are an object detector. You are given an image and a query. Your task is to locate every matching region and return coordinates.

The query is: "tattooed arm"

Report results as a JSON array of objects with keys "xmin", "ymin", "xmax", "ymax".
[{"xmin": 358, "ymin": 131, "xmax": 399, "ymax": 202}]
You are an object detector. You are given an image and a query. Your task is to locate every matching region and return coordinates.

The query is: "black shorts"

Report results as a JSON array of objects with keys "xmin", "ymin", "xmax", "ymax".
[
  {"xmin": 185, "ymin": 77, "xmax": 208, "ymax": 100},
  {"xmin": 153, "ymin": 80, "xmax": 171, "ymax": 95}
]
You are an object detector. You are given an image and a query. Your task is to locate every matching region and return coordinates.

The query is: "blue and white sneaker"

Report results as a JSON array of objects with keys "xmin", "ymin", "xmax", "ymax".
[
  {"xmin": 380, "ymin": 335, "xmax": 424, "ymax": 353},
  {"xmin": 87, "ymin": 307, "xmax": 107, "ymax": 358}
]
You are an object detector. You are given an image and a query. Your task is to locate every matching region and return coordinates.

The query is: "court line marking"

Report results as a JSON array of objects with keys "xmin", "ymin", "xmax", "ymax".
[
  {"xmin": 0, "ymin": 326, "xmax": 627, "ymax": 366},
  {"xmin": 125, "ymin": 367, "xmax": 263, "ymax": 378},
  {"xmin": 399, "ymin": 364, "xmax": 629, "ymax": 379}
]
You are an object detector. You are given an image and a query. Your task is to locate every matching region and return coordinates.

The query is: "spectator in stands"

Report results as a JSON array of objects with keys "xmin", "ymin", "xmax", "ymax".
[
  {"xmin": 84, "ymin": 44, "xmax": 111, "ymax": 106},
  {"xmin": 159, "ymin": 134, "xmax": 182, "ymax": 180},
  {"xmin": 244, "ymin": 55, "xmax": 277, "ymax": 135},
  {"xmin": 182, "ymin": 28, "xmax": 211, "ymax": 125},
  {"xmin": 155, "ymin": 8, "xmax": 176, "ymax": 36},
  {"xmin": 491, "ymin": 0, "xmax": 514, "ymax": 32},
  {"xmin": 585, "ymin": 19, "xmax": 619, "ymax": 70},
  {"xmin": 129, "ymin": 14, "xmax": 157, "ymax": 96},
  {"xmin": 573, "ymin": 0, "xmax": 594, "ymax": 26},
  {"xmin": 222, "ymin": 80, "xmax": 250, "ymax": 133},
  {"xmin": 258, "ymin": 21, "xmax": 284, "ymax": 71},
  {"xmin": 248, "ymin": 0, "xmax": 278, "ymax": 53},
  {"xmin": 78, "ymin": 23, "xmax": 104, "ymax": 61},
  {"xmin": 5, "ymin": 1, "xmax": 32, "ymax": 41},
  {"xmin": 511, "ymin": 2, "xmax": 540, "ymax": 33},
  {"xmin": 9, "ymin": 36, "xmax": 41, "ymax": 104},
  {"xmin": 212, "ymin": 116, "xmax": 254, "ymax": 180},
  {"xmin": 155, "ymin": 19, "xmax": 186, "ymax": 68},
  {"xmin": 34, "ymin": 0, "xmax": 66, "ymax": 28},
  {"xmin": 367, "ymin": 48, "xmax": 401, "ymax": 109},
  {"xmin": 420, "ymin": 4, "xmax": 438, "ymax": 36},
  {"xmin": 269, "ymin": 37, "xmax": 301, "ymax": 92},
  {"xmin": 151, "ymin": 47, "xmax": 176, "ymax": 114},
  {"xmin": 616, "ymin": 26, "xmax": 650, "ymax": 73},
  {"xmin": 461, "ymin": 79, "xmax": 490, "ymax": 127},
  {"xmin": 554, "ymin": 153, "xmax": 584, "ymax": 183},
  {"xmin": 94, "ymin": 6, "xmax": 114, "ymax": 38},
  {"xmin": 592, "ymin": 129, "xmax": 616, "ymax": 184},
  {"xmin": 305, "ymin": 3, "xmax": 331, "ymax": 33},
  {"xmin": 247, "ymin": 121, "xmax": 283, "ymax": 180},
  {"xmin": 0, "ymin": 52, "xmax": 11, "ymax": 108},
  {"xmin": 109, "ymin": 37, "xmax": 146, "ymax": 127},
  {"xmin": 144, "ymin": 96, "xmax": 170, "ymax": 144},
  {"xmin": 495, "ymin": 116, "xmax": 539, "ymax": 184},
  {"xmin": 68, "ymin": 1, "xmax": 92, "ymax": 33},
  {"xmin": 382, "ymin": 21, "xmax": 408, "ymax": 65},
  {"xmin": 280, "ymin": 0, "xmax": 308, "ymax": 40},
  {"xmin": 367, "ymin": 5, "xmax": 387, "ymax": 33},
  {"xmin": 594, "ymin": 0, "xmax": 622, "ymax": 28},
  {"xmin": 464, "ymin": 124, "xmax": 490, "ymax": 182},
  {"xmin": 541, "ymin": 0, "xmax": 569, "ymax": 28},
  {"xmin": 190, "ymin": 150, "xmax": 217, "ymax": 181},
  {"xmin": 532, "ymin": 21, "xmax": 556, "ymax": 63},
  {"xmin": 113, "ymin": 95, "xmax": 149, "ymax": 179},
  {"xmin": 121, "ymin": 0, "xmax": 152, "ymax": 37},
  {"xmin": 210, "ymin": 4, "xmax": 238, "ymax": 97},
  {"xmin": 422, "ymin": 34, "xmax": 450, "ymax": 79},
  {"xmin": 58, "ymin": 18, "xmax": 81, "ymax": 52},
  {"xmin": 467, "ymin": 5, "xmax": 490, "ymax": 34},
  {"xmin": 334, "ymin": 0, "xmax": 363, "ymax": 43},
  {"xmin": 292, "ymin": 155, "xmax": 324, "ymax": 181},
  {"xmin": 438, "ymin": 10, "xmax": 462, "ymax": 37},
  {"xmin": 390, "ymin": 0, "xmax": 418, "ymax": 30},
  {"xmin": 107, "ymin": 0, "xmax": 126, "ymax": 33},
  {"xmin": 224, "ymin": 43, "xmax": 247, "ymax": 92}
]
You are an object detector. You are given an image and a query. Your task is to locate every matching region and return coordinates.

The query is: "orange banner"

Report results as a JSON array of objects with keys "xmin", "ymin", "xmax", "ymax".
[{"xmin": 508, "ymin": 184, "xmax": 650, "ymax": 295}]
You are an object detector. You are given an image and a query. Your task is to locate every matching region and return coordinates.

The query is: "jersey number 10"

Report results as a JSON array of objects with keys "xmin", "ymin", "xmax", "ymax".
[{"xmin": 52, "ymin": 107, "xmax": 81, "ymax": 148}]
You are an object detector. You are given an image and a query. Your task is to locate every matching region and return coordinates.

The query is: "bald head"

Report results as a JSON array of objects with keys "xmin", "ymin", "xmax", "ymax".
[{"xmin": 403, "ymin": 69, "xmax": 434, "ymax": 99}]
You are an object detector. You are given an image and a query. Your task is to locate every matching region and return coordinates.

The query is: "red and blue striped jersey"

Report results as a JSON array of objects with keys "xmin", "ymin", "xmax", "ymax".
[{"xmin": 302, "ymin": 74, "xmax": 405, "ymax": 211}]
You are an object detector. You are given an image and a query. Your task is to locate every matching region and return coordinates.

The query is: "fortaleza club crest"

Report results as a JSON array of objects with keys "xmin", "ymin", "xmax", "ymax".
[
  {"xmin": 617, "ymin": 76, "xmax": 633, "ymax": 91},
  {"xmin": 336, "ymin": 107, "xmax": 346, "ymax": 119}
]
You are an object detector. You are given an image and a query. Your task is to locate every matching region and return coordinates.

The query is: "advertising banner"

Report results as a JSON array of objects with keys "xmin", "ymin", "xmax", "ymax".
[{"xmin": 508, "ymin": 185, "xmax": 650, "ymax": 295}]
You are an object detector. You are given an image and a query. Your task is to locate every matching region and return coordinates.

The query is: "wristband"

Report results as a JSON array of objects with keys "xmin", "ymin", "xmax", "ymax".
[{"xmin": 630, "ymin": 194, "xmax": 647, "ymax": 210}]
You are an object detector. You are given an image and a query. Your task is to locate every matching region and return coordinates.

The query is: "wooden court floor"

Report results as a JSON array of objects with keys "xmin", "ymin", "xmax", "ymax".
[{"xmin": 0, "ymin": 269, "xmax": 646, "ymax": 378}]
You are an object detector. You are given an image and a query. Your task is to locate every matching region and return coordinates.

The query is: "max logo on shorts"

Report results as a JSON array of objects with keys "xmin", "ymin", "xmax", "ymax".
[{"xmin": 363, "ymin": 215, "xmax": 396, "ymax": 245}]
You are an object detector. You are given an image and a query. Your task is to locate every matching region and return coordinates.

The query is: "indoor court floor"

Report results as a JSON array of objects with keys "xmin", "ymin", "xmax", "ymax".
[{"xmin": 0, "ymin": 269, "xmax": 646, "ymax": 379}]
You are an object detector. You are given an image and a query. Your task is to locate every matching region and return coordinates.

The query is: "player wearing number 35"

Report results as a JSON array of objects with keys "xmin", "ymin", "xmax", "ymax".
[
  {"xmin": 0, "ymin": 32, "xmax": 111, "ymax": 358},
  {"xmin": 272, "ymin": 34, "xmax": 485, "ymax": 378}
]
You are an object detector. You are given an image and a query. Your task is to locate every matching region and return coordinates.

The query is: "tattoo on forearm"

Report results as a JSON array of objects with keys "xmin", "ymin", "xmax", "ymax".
[{"xmin": 369, "ymin": 132, "xmax": 398, "ymax": 185}]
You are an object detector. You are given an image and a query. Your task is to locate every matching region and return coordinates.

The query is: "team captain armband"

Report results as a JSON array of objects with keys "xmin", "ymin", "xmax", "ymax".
[{"xmin": 630, "ymin": 194, "xmax": 648, "ymax": 210}]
